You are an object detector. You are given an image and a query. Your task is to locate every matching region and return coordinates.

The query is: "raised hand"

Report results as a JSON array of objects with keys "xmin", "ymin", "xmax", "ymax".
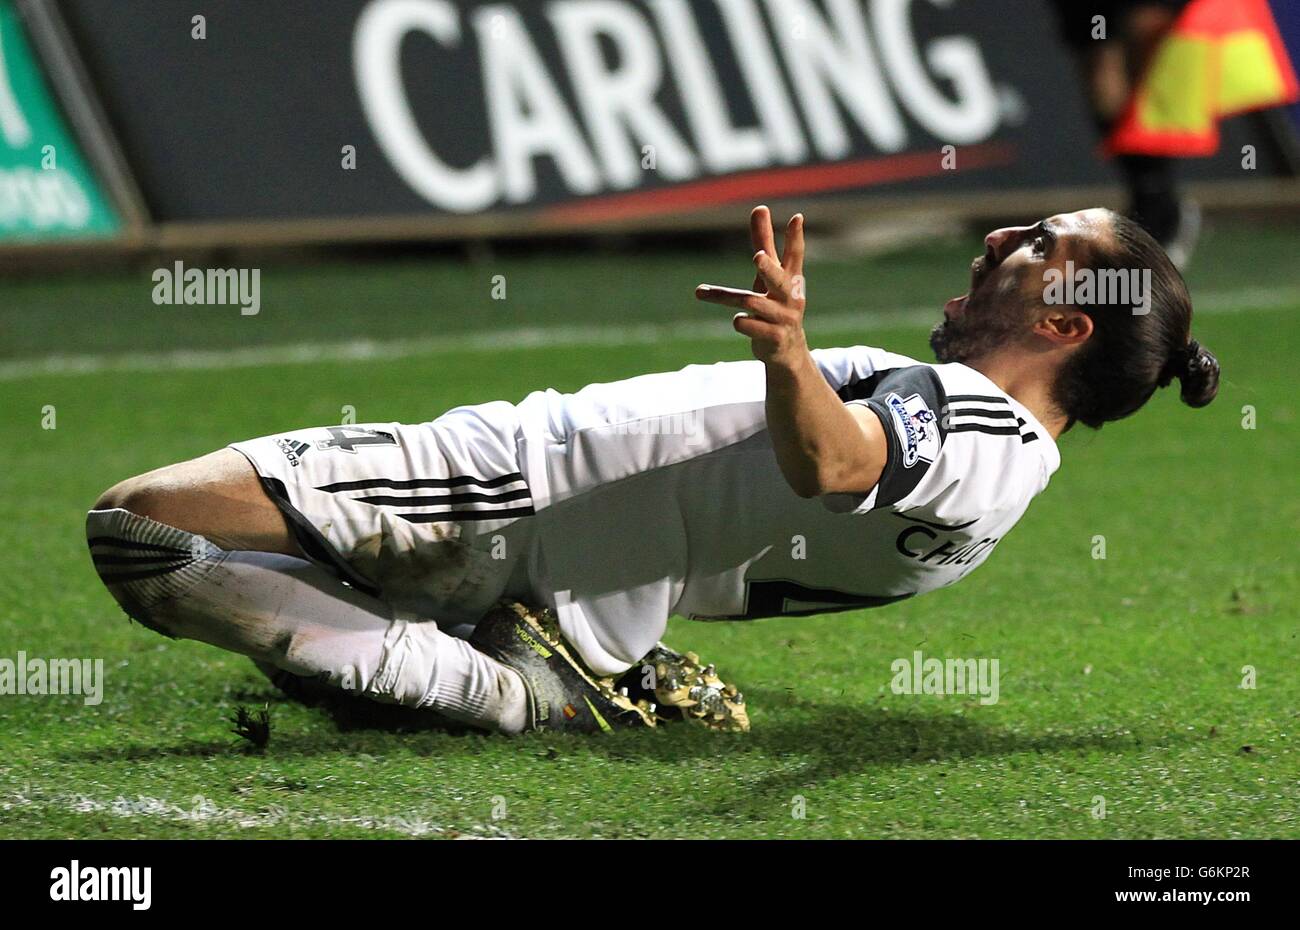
[{"xmin": 696, "ymin": 205, "xmax": 807, "ymax": 364}]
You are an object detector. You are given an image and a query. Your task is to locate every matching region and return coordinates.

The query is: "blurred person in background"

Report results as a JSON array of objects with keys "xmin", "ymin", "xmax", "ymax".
[
  {"xmin": 1050, "ymin": 0, "xmax": 1199, "ymax": 264},
  {"xmin": 1050, "ymin": 0, "xmax": 1299, "ymax": 269}
]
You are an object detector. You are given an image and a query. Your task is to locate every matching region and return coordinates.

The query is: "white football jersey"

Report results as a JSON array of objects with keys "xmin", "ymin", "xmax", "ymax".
[{"xmin": 511, "ymin": 346, "xmax": 1061, "ymax": 675}]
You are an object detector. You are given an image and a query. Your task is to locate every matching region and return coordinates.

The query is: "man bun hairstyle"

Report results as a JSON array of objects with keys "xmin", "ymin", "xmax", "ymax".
[
  {"xmin": 1158, "ymin": 338, "xmax": 1220, "ymax": 408},
  {"xmin": 1051, "ymin": 210, "xmax": 1220, "ymax": 429}
]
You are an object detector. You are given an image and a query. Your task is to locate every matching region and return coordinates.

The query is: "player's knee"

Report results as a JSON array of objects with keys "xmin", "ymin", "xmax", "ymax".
[
  {"xmin": 92, "ymin": 467, "xmax": 193, "ymax": 527},
  {"xmin": 94, "ymin": 473, "xmax": 153, "ymax": 517},
  {"xmin": 87, "ymin": 476, "xmax": 220, "ymax": 640}
]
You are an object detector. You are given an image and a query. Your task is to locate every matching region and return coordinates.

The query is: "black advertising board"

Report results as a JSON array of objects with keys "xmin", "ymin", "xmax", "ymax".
[{"xmin": 56, "ymin": 0, "xmax": 1291, "ymax": 230}]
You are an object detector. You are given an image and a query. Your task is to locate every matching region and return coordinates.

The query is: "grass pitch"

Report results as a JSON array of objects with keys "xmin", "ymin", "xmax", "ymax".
[{"xmin": 0, "ymin": 219, "xmax": 1296, "ymax": 838}]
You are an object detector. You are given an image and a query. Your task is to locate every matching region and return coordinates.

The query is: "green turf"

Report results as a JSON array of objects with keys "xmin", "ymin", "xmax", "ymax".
[{"xmin": 0, "ymin": 221, "xmax": 1296, "ymax": 838}]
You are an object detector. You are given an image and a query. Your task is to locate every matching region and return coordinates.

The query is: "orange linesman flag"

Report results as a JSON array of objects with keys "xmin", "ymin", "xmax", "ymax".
[{"xmin": 1106, "ymin": 0, "xmax": 1300, "ymax": 157}]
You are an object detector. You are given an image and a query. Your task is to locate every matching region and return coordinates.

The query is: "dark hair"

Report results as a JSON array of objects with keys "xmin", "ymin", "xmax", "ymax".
[{"xmin": 1052, "ymin": 210, "xmax": 1219, "ymax": 429}]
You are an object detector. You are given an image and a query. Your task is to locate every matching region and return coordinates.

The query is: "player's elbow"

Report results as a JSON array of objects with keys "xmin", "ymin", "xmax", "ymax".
[
  {"xmin": 807, "ymin": 460, "xmax": 882, "ymax": 499},
  {"xmin": 784, "ymin": 466, "xmax": 852, "ymax": 499},
  {"xmin": 776, "ymin": 459, "xmax": 828, "ymax": 498},
  {"xmin": 788, "ymin": 478, "xmax": 822, "ymax": 499},
  {"xmin": 779, "ymin": 447, "xmax": 882, "ymax": 499}
]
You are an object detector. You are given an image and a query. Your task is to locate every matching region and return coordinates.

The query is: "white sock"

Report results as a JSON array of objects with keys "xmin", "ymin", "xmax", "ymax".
[{"xmin": 87, "ymin": 508, "xmax": 527, "ymax": 733}]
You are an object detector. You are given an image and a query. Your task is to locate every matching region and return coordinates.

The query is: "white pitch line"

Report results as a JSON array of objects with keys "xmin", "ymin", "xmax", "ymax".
[
  {"xmin": 0, "ymin": 307, "xmax": 929, "ymax": 381},
  {"xmin": 0, "ymin": 285, "xmax": 1293, "ymax": 382},
  {"xmin": 1, "ymin": 787, "xmax": 513, "ymax": 838}
]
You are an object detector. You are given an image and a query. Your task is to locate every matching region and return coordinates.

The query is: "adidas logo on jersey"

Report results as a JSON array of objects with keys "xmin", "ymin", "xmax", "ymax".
[{"xmin": 275, "ymin": 437, "xmax": 310, "ymax": 467}]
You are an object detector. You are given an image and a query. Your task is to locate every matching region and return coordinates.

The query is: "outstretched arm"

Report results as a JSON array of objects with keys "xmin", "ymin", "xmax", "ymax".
[{"xmin": 695, "ymin": 207, "xmax": 887, "ymax": 498}]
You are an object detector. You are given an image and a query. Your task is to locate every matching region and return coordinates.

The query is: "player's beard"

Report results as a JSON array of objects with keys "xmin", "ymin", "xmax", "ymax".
[{"xmin": 929, "ymin": 276, "xmax": 1032, "ymax": 364}]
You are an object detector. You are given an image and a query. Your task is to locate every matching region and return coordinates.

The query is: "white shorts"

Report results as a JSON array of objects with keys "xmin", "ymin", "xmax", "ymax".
[{"xmin": 229, "ymin": 402, "xmax": 537, "ymax": 626}]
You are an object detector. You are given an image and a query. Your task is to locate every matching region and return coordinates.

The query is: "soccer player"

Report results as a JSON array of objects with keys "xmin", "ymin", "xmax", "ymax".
[{"xmin": 86, "ymin": 206, "xmax": 1219, "ymax": 735}]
